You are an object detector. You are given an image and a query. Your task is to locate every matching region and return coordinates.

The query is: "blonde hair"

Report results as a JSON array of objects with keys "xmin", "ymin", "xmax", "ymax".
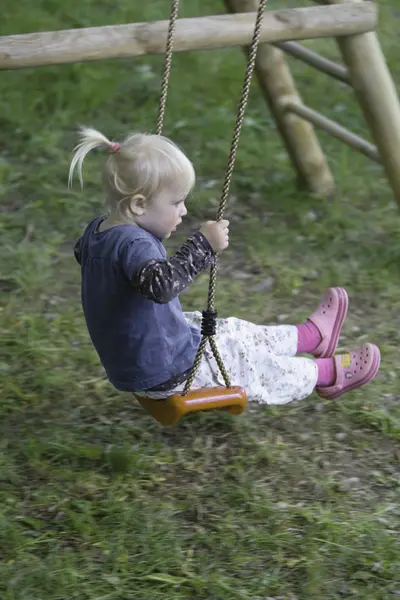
[{"xmin": 68, "ymin": 126, "xmax": 195, "ymax": 222}]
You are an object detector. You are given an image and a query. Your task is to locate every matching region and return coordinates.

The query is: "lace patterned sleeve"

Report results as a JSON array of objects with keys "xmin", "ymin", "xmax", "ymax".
[{"xmin": 131, "ymin": 232, "xmax": 215, "ymax": 303}]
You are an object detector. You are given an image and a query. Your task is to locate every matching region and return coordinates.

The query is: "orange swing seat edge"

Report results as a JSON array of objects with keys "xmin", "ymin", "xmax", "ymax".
[{"xmin": 135, "ymin": 385, "xmax": 247, "ymax": 426}]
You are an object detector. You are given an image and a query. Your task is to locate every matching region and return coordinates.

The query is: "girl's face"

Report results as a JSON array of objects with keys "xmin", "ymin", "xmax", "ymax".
[{"xmin": 135, "ymin": 185, "xmax": 188, "ymax": 239}]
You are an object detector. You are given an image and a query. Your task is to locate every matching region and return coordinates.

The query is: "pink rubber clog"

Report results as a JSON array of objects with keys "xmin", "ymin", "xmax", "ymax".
[
  {"xmin": 317, "ymin": 343, "xmax": 381, "ymax": 399},
  {"xmin": 309, "ymin": 287, "xmax": 349, "ymax": 358}
]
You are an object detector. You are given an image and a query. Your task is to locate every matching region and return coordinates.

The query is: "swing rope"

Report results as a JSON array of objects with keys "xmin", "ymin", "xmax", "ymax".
[
  {"xmin": 156, "ymin": 0, "xmax": 180, "ymax": 136},
  {"xmin": 156, "ymin": 0, "xmax": 268, "ymax": 396},
  {"xmin": 183, "ymin": 0, "xmax": 267, "ymax": 395}
]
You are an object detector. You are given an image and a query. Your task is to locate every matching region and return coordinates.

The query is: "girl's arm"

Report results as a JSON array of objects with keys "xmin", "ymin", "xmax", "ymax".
[{"xmin": 131, "ymin": 232, "xmax": 215, "ymax": 303}]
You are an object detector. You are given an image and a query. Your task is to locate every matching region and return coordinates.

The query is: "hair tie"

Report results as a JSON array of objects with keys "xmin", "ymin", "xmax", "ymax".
[{"xmin": 109, "ymin": 142, "xmax": 120, "ymax": 153}]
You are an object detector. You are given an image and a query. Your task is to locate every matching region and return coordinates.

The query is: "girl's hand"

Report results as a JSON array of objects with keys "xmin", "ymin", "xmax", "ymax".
[{"xmin": 199, "ymin": 220, "xmax": 229, "ymax": 253}]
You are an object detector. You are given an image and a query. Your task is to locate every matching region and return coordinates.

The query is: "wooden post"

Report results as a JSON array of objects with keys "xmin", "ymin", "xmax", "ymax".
[
  {"xmin": 321, "ymin": 0, "xmax": 400, "ymax": 206},
  {"xmin": 224, "ymin": 0, "xmax": 335, "ymax": 198}
]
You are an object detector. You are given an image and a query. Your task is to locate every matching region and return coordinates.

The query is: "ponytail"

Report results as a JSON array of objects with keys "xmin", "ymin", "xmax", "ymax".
[
  {"xmin": 68, "ymin": 128, "xmax": 195, "ymax": 223},
  {"xmin": 68, "ymin": 126, "xmax": 119, "ymax": 188}
]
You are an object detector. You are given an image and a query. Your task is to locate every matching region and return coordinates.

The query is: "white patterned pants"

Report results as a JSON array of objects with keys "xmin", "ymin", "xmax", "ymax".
[{"xmin": 140, "ymin": 311, "xmax": 318, "ymax": 405}]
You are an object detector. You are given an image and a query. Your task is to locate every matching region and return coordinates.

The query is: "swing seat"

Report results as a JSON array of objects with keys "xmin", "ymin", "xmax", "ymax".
[{"xmin": 135, "ymin": 386, "xmax": 247, "ymax": 426}]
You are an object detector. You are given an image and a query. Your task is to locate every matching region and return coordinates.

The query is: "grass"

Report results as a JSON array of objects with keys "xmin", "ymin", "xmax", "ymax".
[{"xmin": 1, "ymin": 0, "xmax": 400, "ymax": 598}]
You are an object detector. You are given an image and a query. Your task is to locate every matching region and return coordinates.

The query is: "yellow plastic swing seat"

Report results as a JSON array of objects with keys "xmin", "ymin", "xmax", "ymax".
[{"xmin": 135, "ymin": 386, "xmax": 247, "ymax": 426}]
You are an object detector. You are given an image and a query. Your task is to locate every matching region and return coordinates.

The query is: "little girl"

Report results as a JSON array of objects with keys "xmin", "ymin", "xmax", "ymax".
[{"xmin": 71, "ymin": 127, "xmax": 380, "ymax": 406}]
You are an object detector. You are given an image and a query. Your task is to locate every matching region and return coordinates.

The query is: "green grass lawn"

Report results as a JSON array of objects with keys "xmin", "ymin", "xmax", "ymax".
[{"xmin": 1, "ymin": 1, "xmax": 399, "ymax": 598}]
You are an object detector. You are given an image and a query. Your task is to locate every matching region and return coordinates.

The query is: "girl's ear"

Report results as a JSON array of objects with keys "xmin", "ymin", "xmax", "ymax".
[{"xmin": 129, "ymin": 194, "xmax": 148, "ymax": 216}]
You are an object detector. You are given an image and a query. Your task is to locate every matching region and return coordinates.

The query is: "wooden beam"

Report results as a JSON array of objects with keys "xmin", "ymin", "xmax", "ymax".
[
  {"xmin": 275, "ymin": 41, "xmax": 350, "ymax": 85},
  {"xmin": 283, "ymin": 101, "xmax": 380, "ymax": 163},
  {"xmin": 0, "ymin": 3, "xmax": 377, "ymax": 71}
]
